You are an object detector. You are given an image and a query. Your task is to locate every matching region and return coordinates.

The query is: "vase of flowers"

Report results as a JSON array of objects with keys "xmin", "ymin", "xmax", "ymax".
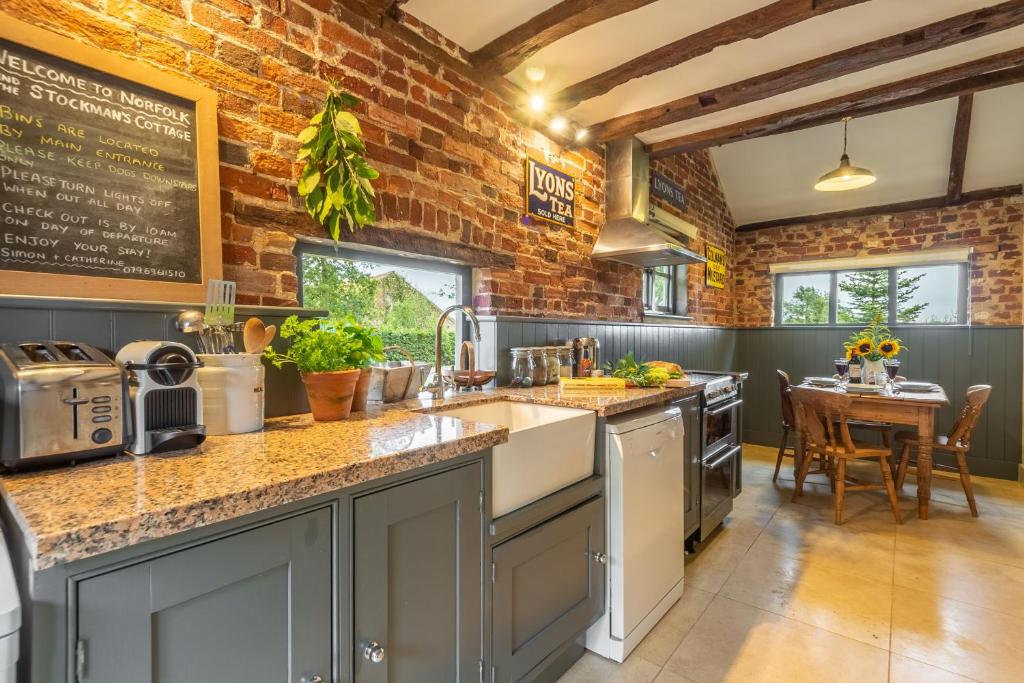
[{"xmin": 843, "ymin": 314, "xmax": 904, "ymax": 385}]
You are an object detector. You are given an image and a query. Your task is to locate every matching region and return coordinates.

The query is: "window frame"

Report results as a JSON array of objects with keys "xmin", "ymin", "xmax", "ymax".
[
  {"xmin": 294, "ymin": 240, "xmax": 474, "ymax": 342},
  {"xmin": 642, "ymin": 265, "xmax": 689, "ymax": 318},
  {"xmin": 774, "ymin": 262, "xmax": 968, "ymax": 327}
]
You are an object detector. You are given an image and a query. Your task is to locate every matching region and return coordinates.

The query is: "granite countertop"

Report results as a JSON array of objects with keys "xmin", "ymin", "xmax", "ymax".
[{"xmin": 0, "ymin": 382, "xmax": 702, "ymax": 571}]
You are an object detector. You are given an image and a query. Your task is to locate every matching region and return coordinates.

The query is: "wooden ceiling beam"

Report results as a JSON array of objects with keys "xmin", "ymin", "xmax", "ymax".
[
  {"xmin": 735, "ymin": 185, "xmax": 1023, "ymax": 232},
  {"xmin": 472, "ymin": 0, "xmax": 659, "ymax": 74},
  {"xmin": 647, "ymin": 49, "xmax": 1024, "ymax": 157},
  {"xmin": 554, "ymin": 0, "xmax": 869, "ymax": 109},
  {"xmin": 590, "ymin": 0, "xmax": 1024, "ymax": 142},
  {"xmin": 946, "ymin": 95, "xmax": 974, "ymax": 203}
]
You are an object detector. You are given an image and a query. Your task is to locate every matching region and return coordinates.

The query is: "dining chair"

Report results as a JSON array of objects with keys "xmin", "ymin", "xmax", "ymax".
[
  {"xmin": 790, "ymin": 387, "xmax": 902, "ymax": 525},
  {"xmin": 894, "ymin": 385, "xmax": 992, "ymax": 517},
  {"xmin": 774, "ymin": 370, "xmax": 829, "ymax": 483}
]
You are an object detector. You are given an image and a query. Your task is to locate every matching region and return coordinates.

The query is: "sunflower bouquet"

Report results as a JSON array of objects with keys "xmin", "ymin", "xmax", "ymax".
[{"xmin": 843, "ymin": 314, "xmax": 905, "ymax": 362}]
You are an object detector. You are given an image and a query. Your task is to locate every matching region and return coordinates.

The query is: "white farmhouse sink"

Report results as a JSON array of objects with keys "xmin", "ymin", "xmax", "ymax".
[{"xmin": 433, "ymin": 401, "xmax": 596, "ymax": 517}]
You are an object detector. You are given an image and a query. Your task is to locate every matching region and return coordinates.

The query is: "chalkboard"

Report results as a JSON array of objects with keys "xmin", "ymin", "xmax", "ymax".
[{"xmin": 0, "ymin": 15, "xmax": 221, "ymax": 302}]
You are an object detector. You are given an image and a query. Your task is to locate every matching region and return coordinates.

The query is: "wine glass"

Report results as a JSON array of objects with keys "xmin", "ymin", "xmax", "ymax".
[
  {"xmin": 885, "ymin": 359, "xmax": 901, "ymax": 393},
  {"xmin": 833, "ymin": 358, "xmax": 849, "ymax": 390}
]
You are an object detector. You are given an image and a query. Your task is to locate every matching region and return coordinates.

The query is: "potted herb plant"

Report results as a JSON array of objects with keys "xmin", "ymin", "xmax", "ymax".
[
  {"xmin": 843, "ymin": 314, "xmax": 905, "ymax": 384},
  {"xmin": 344, "ymin": 318, "xmax": 385, "ymax": 412},
  {"xmin": 263, "ymin": 316, "xmax": 382, "ymax": 421}
]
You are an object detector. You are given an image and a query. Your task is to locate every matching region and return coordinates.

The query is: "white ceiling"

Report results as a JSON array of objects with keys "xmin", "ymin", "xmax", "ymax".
[{"xmin": 402, "ymin": 0, "xmax": 1024, "ymax": 225}]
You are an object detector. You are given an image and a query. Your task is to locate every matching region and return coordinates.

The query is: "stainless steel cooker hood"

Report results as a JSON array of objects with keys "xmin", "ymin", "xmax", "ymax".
[{"xmin": 592, "ymin": 137, "xmax": 707, "ymax": 268}]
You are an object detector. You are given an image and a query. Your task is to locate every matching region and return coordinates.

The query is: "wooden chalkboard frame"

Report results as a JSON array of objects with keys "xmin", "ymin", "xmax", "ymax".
[{"xmin": 0, "ymin": 14, "xmax": 222, "ymax": 302}]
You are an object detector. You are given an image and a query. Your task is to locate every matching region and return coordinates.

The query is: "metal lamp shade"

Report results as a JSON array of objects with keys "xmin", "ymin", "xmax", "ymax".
[{"xmin": 814, "ymin": 153, "xmax": 876, "ymax": 192}]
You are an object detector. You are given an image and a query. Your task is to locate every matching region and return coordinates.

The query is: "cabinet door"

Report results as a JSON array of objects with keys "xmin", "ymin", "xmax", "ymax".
[
  {"xmin": 352, "ymin": 463, "xmax": 483, "ymax": 683},
  {"xmin": 76, "ymin": 508, "xmax": 332, "ymax": 683},
  {"xmin": 679, "ymin": 395, "xmax": 702, "ymax": 539},
  {"xmin": 491, "ymin": 496, "xmax": 605, "ymax": 682}
]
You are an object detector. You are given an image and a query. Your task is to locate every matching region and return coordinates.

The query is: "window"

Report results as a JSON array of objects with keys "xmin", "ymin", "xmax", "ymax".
[
  {"xmin": 775, "ymin": 263, "xmax": 967, "ymax": 326},
  {"xmin": 643, "ymin": 266, "xmax": 688, "ymax": 317},
  {"xmin": 297, "ymin": 242, "xmax": 471, "ymax": 361}
]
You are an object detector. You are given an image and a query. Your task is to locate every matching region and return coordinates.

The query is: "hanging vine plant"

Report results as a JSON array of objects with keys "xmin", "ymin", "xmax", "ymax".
[{"xmin": 296, "ymin": 84, "xmax": 380, "ymax": 240}]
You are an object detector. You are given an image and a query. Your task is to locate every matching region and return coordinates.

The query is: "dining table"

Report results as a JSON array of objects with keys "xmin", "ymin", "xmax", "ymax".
[{"xmin": 794, "ymin": 382, "xmax": 950, "ymax": 520}]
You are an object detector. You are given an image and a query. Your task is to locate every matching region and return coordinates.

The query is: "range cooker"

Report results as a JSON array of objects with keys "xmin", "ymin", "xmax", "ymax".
[{"xmin": 686, "ymin": 372, "xmax": 743, "ymax": 546}]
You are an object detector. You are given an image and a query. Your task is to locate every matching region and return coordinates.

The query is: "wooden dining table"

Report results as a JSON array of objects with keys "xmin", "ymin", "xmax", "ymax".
[{"xmin": 794, "ymin": 383, "xmax": 949, "ymax": 519}]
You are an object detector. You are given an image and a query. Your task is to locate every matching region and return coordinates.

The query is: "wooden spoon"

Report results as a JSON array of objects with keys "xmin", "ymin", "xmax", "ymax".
[
  {"xmin": 256, "ymin": 324, "xmax": 277, "ymax": 354},
  {"xmin": 243, "ymin": 317, "xmax": 266, "ymax": 354}
]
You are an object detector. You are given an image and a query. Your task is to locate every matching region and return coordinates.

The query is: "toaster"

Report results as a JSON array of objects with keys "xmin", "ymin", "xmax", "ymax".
[
  {"xmin": 0, "ymin": 342, "xmax": 129, "ymax": 468},
  {"xmin": 117, "ymin": 341, "xmax": 206, "ymax": 455}
]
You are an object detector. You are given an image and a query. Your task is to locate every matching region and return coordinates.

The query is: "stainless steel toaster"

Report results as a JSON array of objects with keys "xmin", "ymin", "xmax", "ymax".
[{"xmin": 0, "ymin": 342, "xmax": 129, "ymax": 468}]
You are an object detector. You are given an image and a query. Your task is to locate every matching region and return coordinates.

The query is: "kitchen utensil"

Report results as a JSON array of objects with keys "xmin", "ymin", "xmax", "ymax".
[
  {"xmin": 117, "ymin": 341, "xmax": 206, "ymax": 454},
  {"xmin": 259, "ymin": 325, "xmax": 277, "ymax": 354},
  {"xmin": 175, "ymin": 310, "xmax": 205, "ymax": 334},
  {"xmin": 0, "ymin": 342, "xmax": 128, "ymax": 468},
  {"xmin": 204, "ymin": 279, "xmax": 236, "ymax": 326},
  {"xmin": 243, "ymin": 317, "xmax": 265, "ymax": 354}
]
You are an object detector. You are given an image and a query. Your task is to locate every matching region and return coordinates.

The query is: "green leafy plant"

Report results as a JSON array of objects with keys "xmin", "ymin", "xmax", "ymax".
[
  {"xmin": 603, "ymin": 352, "xmax": 671, "ymax": 387},
  {"xmin": 842, "ymin": 313, "xmax": 906, "ymax": 361},
  {"xmin": 263, "ymin": 315, "xmax": 384, "ymax": 374},
  {"xmin": 296, "ymin": 84, "xmax": 380, "ymax": 240}
]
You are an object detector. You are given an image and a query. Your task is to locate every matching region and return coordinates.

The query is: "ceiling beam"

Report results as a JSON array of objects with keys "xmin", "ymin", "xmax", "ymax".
[
  {"xmin": 589, "ymin": 0, "xmax": 1024, "ymax": 142},
  {"xmin": 472, "ymin": 0, "xmax": 659, "ymax": 74},
  {"xmin": 735, "ymin": 185, "xmax": 1023, "ymax": 232},
  {"xmin": 554, "ymin": 0, "xmax": 869, "ymax": 109},
  {"xmin": 647, "ymin": 49, "xmax": 1024, "ymax": 157},
  {"xmin": 946, "ymin": 95, "xmax": 975, "ymax": 203}
]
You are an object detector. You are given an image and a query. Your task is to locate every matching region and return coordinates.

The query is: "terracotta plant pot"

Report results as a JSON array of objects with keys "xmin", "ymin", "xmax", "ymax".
[
  {"xmin": 351, "ymin": 367, "xmax": 372, "ymax": 413},
  {"xmin": 301, "ymin": 369, "xmax": 361, "ymax": 421}
]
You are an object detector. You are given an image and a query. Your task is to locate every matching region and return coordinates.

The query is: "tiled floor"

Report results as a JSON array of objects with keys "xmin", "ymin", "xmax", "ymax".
[{"xmin": 559, "ymin": 444, "xmax": 1024, "ymax": 683}]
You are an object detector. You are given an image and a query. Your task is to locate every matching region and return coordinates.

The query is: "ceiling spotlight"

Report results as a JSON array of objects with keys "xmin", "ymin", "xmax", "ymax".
[
  {"xmin": 814, "ymin": 116, "xmax": 876, "ymax": 192},
  {"xmin": 550, "ymin": 117, "xmax": 568, "ymax": 133},
  {"xmin": 525, "ymin": 65, "xmax": 546, "ymax": 83},
  {"xmin": 574, "ymin": 128, "xmax": 589, "ymax": 142},
  {"xmin": 529, "ymin": 94, "xmax": 545, "ymax": 112}
]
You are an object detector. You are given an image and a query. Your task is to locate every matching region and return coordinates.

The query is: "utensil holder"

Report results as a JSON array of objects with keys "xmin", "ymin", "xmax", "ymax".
[{"xmin": 197, "ymin": 353, "xmax": 265, "ymax": 435}]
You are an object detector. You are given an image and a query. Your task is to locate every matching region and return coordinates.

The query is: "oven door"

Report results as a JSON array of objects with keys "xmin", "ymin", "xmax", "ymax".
[
  {"xmin": 703, "ymin": 397, "xmax": 740, "ymax": 456},
  {"xmin": 700, "ymin": 444, "xmax": 739, "ymax": 540}
]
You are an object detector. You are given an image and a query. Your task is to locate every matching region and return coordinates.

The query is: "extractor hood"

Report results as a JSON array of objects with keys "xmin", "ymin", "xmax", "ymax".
[{"xmin": 592, "ymin": 137, "xmax": 707, "ymax": 268}]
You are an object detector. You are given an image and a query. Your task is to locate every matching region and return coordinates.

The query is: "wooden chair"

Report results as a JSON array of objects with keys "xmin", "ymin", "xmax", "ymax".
[
  {"xmin": 774, "ymin": 370, "xmax": 828, "ymax": 482},
  {"xmin": 895, "ymin": 385, "xmax": 992, "ymax": 517},
  {"xmin": 790, "ymin": 387, "xmax": 902, "ymax": 525}
]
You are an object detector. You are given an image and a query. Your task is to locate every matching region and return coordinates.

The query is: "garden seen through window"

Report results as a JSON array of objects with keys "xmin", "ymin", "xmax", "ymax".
[
  {"xmin": 777, "ymin": 263, "xmax": 965, "ymax": 326},
  {"xmin": 300, "ymin": 250, "xmax": 462, "ymax": 362}
]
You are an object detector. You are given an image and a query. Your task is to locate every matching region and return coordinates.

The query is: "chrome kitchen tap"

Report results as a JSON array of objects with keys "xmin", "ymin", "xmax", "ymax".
[{"xmin": 422, "ymin": 304, "xmax": 482, "ymax": 399}]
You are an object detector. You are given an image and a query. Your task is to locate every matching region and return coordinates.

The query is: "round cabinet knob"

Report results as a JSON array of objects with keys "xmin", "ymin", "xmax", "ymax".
[
  {"xmin": 592, "ymin": 552, "xmax": 608, "ymax": 565},
  {"xmin": 364, "ymin": 641, "xmax": 385, "ymax": 664}
]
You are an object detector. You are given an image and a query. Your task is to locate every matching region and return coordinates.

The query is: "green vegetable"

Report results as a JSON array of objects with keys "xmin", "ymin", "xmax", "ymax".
[
  {"xmin": 296, "ymin": 83, "xmax": 380, "ymax": 240},
  {"xmin": 263, "ymin": 315, "xmax": 385, "ymax": 374},
  {"xmin": 603, "ymin": 352, "xmax": 671, "ymax": 387}
]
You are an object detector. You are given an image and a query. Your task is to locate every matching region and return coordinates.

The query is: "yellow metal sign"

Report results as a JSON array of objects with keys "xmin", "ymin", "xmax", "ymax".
[{"xmin": 705, "ymin": 244, "xmax": 726, "ymax": 289}]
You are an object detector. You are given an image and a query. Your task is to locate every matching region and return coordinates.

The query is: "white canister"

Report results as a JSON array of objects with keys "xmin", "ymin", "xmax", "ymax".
[{"xmin": 197, "ymin": 354, "xmax": 265, "ymax": 435}]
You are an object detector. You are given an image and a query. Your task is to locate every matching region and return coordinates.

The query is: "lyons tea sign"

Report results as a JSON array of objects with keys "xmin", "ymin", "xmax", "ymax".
[{"xmin": 525, "ymin": 157, "xmax": 575, "ymax": 227}]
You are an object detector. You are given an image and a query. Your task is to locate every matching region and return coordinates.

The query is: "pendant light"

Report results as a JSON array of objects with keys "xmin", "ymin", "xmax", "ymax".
[{"xmin": 814, "ymin": 116, "xmax": 876, "ymax": 192}]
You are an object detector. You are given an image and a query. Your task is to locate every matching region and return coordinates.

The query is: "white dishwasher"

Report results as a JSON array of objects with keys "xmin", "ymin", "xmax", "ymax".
[{"xmin": 586, "ymin": 404, "xmax": 685, "ymax": 662}]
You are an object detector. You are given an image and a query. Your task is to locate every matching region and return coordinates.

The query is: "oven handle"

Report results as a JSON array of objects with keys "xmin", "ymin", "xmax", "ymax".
[
  {"xmin": 704, "ymin": 444, "xmax": 741, "ymax": 470},
  {"xmin": 705, "ymin": 399, "xmax": 742, "ymax": 417}
]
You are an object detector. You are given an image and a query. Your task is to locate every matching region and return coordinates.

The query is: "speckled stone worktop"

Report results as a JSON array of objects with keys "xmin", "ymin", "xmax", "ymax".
[{"xmin": 0, "ymin": 382, "xmax": 702, "ymax": 571}]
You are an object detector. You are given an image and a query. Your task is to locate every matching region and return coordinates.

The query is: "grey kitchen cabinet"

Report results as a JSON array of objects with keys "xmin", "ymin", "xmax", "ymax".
[
  {"xmin": 490, "ymin": 496, "xmax": 605, "ymax": 682},
  {"xmin": 677, "ymin": 394, "xmax": 702, "ymax": 540},
  {"xmin": 75, "ymin": 507, "xmax": 332, "ymax": 683},
  {"xmin": 352, "ymin": 462, "xmax": 484, "ymax": 682}
]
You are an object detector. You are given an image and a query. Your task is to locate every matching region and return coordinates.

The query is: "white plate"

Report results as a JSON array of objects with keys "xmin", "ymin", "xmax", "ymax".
[
  {"xmin": 846, "ymin": 383, "xmax": 883, "ymax": 394},
  {"xmin": 897, "ymin": 381, "xmax": 938, "ymax": 392},
  {"xmin": 805, "ymin": 376, "xmax": 838, "ymax": 387}
]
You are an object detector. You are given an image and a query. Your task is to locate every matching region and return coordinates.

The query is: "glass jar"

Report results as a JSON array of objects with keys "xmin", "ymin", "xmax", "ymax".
[
  {"xmin": 557, "ymin": 345, "xmax": 574, "ymax": 378},
  {"xmin": 544, "ymin": 347, "xmax": 560, "ymax": 385},
  {"xmin": 509, "ymin": 347, "xmax": 535, "ymax": 387},
  {"xmin": 529, "ymin": 347, "xmax": 548, "ymax": 386}
]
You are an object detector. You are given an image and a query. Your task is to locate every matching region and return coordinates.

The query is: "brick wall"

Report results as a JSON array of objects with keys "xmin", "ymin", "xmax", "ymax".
[
  {"xmin": 3, "ymin": 0, "xmax": 646, "ymax": 318},
  {"xmin": 733, "ymin": 194, "xmax": 1024, "ymax": 326},
  {"xmin": 650, "ymin": 151, "xmax": 736, "ymax": 326}
]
